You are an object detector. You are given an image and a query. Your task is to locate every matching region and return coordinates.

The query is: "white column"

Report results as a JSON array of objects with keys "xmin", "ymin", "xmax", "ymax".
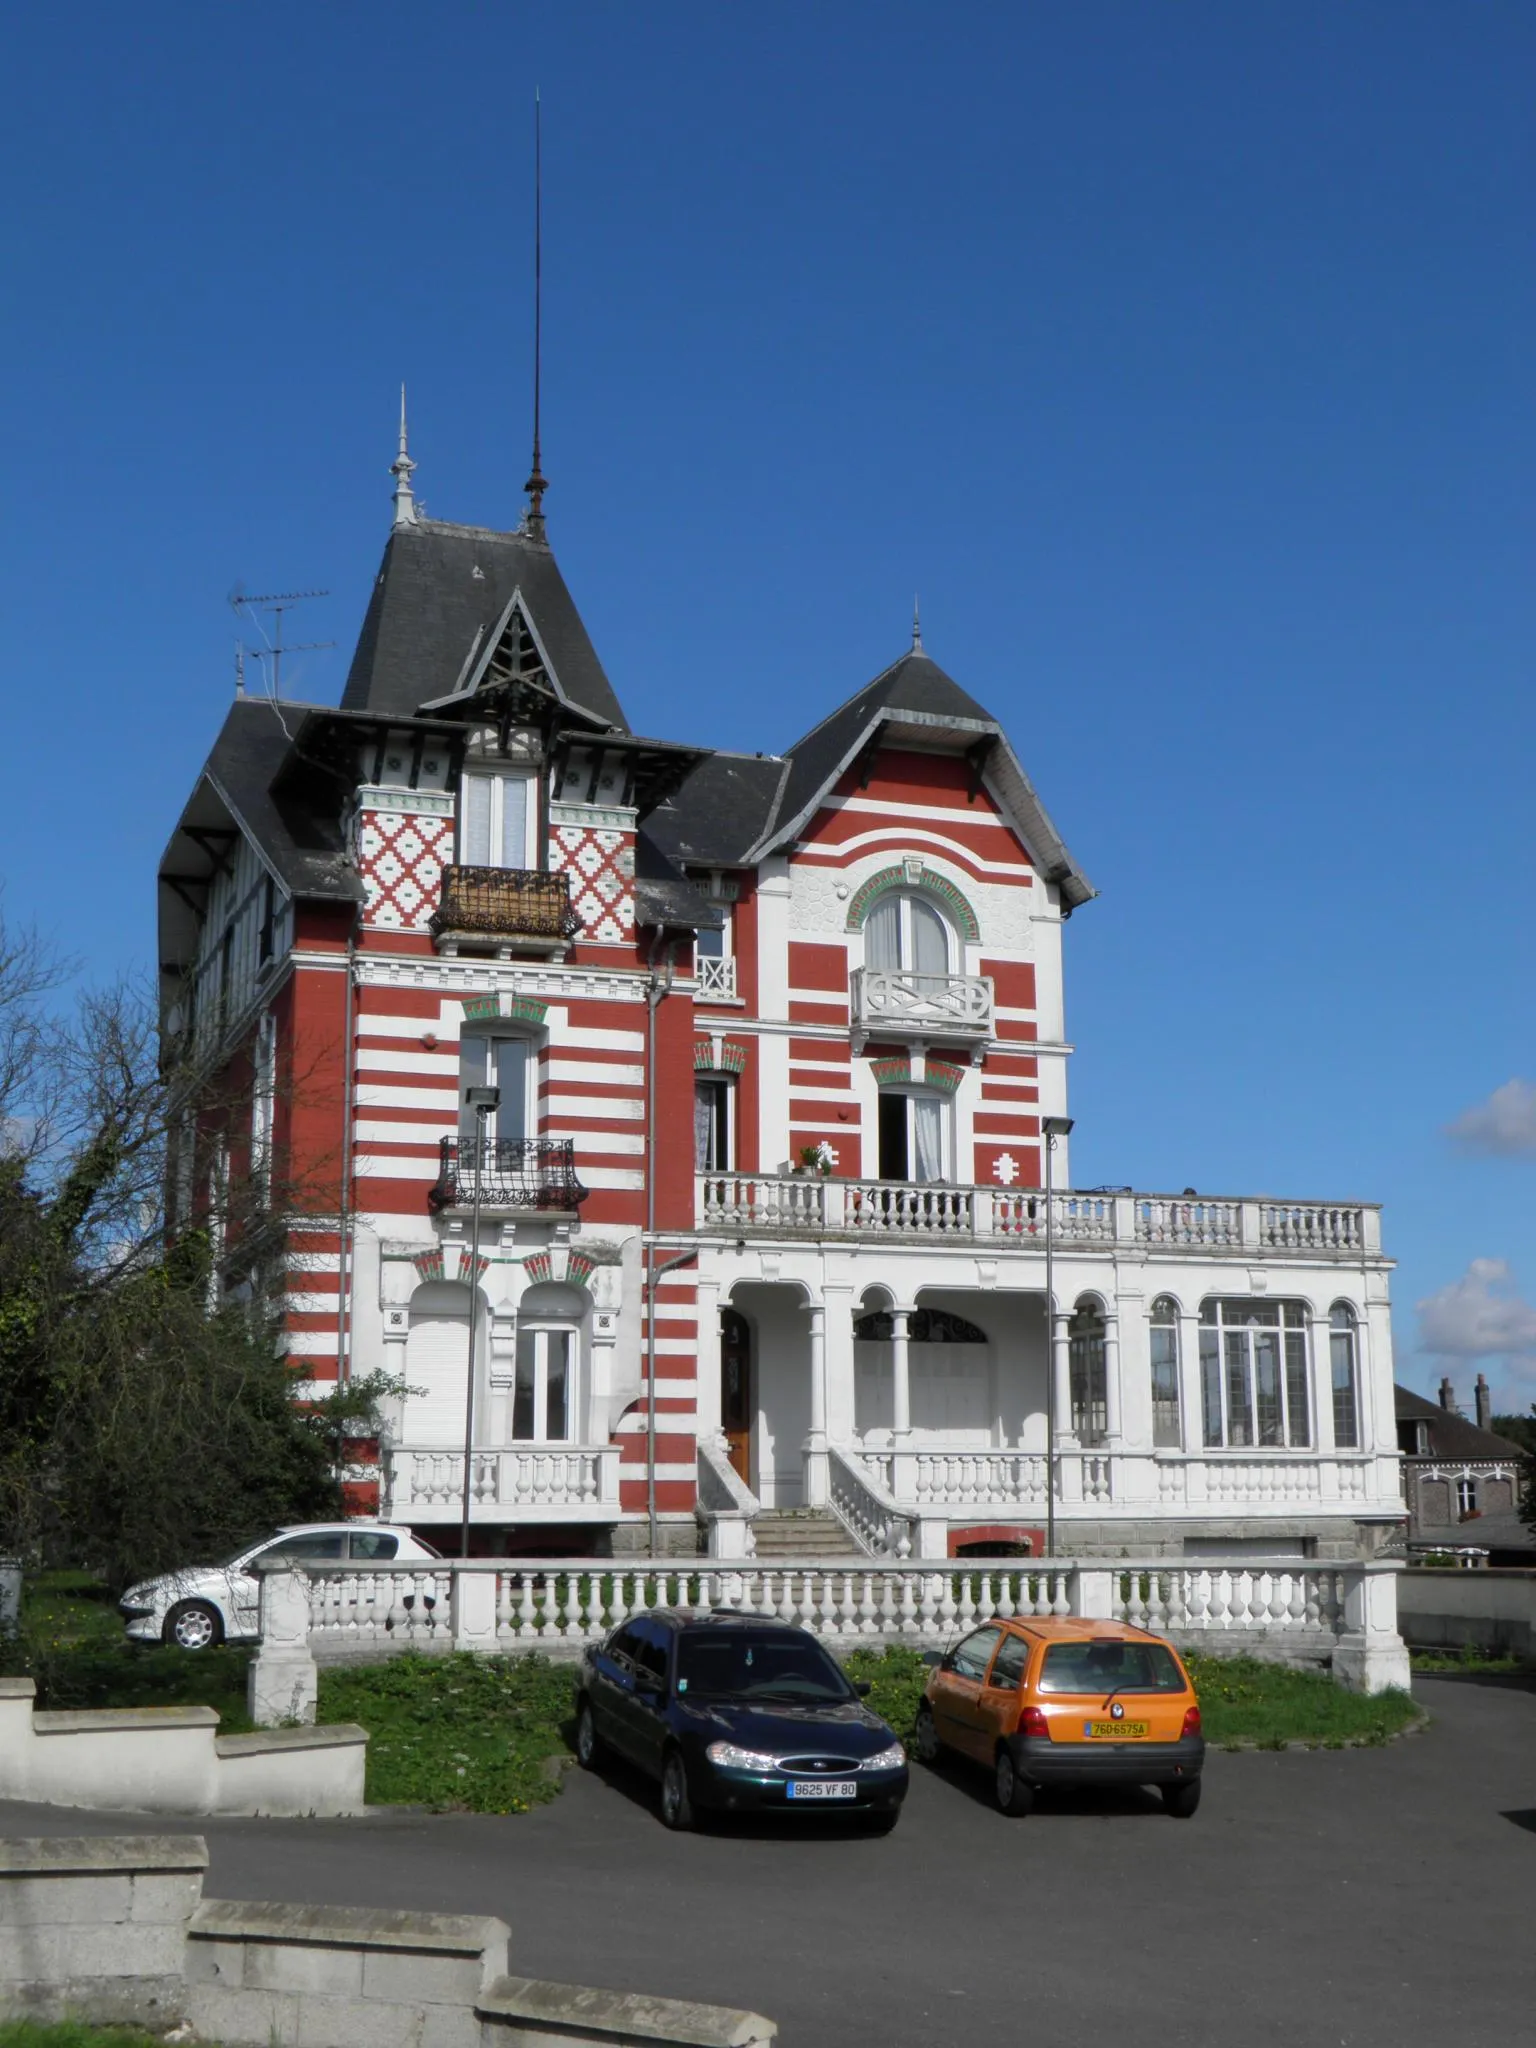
[
  {"xmin": 1051, "ymin": 1310, "xmax": 1073, "ymax": 1446},
  {"xmin": 694, "ymin": 1277, "xmax": 723, "ymax": 1440},
  {"xmin": 1177, "ymin": 1310, "xmax": 1204, "ymax": 1456},
  {"xmin": 890, "ymin": 1307, "xmax": 915, "ymax": 1501},
  {"xmin": 1310, "ymin": 1313, "xmax": 1336, "ymax": 1459},
  {"xmin": 822, "ymin": 1284, "xmax": 856, "ymax": 1444},
  {"xmin": 803, "ymin": 1302, "xmax": 829, "ymax": 1505},
  {"xmin": 1102, "ymin": 1312, "xmax": 1122, "ymax": 1444}
]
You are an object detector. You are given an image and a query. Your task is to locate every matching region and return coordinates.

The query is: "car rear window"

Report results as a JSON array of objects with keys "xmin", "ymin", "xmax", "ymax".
[
  {"xmin": 1037, "ymin": 1640, "xmax": 1188, "ymax": 1694},
  {"xmin": 675, "ymin": 1630, "xmax": 851, "ymax": 1703}
]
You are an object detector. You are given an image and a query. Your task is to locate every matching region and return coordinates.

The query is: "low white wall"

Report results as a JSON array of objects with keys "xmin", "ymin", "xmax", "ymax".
[
  {"xmin": 1397, "ymin": 1568, "xmax": 1536, "ymax": 1661},
  {"xmin": 0, "ymin": 1678, "xmax": 367, "ymax": 1817},
  {"xmin": 0, "ymin": 1836, "xmax": 777, "ymax": 2048}
]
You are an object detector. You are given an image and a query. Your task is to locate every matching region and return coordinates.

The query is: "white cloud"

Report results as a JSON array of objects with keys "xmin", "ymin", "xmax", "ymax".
[
  {"xmin": 1416, "ymin": 1259, "xmax": 1536, "ymax": 1360},
  {"xmin": 1446, "ymin": 1078, "xmax": 1536, "ymax": 1156}
]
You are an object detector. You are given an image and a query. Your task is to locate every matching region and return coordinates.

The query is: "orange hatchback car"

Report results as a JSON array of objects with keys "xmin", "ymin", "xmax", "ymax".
[{"xmin": 915, "ymin": 1617, "xmax": 1205, "ymax": 1818}]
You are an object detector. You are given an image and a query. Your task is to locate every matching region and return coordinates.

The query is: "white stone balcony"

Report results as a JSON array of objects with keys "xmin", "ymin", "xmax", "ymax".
[
  {"xmin": 695, "ymin": 956, "xmax": 738, "ymax": 1000},
  {"xmin": 849, "ymin": 967, "xmax": 992, "ymax": 1044},
  {"xmin": 383, "ymin": 1445, "xmax": 622, "ymax": 1521},
  {"xmin": 695, "ymin": 1174, "xmax": 1382, "ymax": 1256}
]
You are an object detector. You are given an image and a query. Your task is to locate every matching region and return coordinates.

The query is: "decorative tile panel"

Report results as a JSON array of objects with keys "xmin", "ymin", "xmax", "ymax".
[
  {"xmin": 548, "ymin": 807, "xmax": 636, "ymax": 945},
  {"xmin": 358, "ymin": 803, "xmax": 456, "ymax": 931}
]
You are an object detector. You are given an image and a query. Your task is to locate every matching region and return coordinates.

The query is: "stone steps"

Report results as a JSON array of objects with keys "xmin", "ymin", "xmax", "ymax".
[{"xmin": 750, "ymin": 1509, "xmax": 867, "ymax": 1562}]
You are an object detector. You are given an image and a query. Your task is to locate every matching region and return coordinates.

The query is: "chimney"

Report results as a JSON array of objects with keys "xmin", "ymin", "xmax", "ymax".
[
  {"xmin": 1438, "ymin": 1376, "xmax": 1457, "ymax": 1412},
  {"xmin": 1475, "ymin": 1374, "xmax": 1492, "ymax": 1431}
]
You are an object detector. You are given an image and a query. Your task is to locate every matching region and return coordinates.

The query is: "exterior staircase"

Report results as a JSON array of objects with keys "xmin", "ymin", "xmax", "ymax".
[{"xmin": 750, "ymin": 1507, "xmax": 868, "ymax": 1562}]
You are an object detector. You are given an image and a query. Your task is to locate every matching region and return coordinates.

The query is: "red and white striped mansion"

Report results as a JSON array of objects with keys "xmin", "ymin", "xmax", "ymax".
[{"xmin": 159, "ymin": 440, "xmax": 1406, "ymax": 1562}]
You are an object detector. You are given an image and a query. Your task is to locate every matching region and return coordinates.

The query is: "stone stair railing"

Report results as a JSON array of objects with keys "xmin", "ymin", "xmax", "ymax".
[
  {"xmin": 828, "ymin": 1445, "xmax": 916, "ymax": 1558},
  {"xmin": 694, "ymin": 1433, "xmax": 758, "ymax": 1560}
]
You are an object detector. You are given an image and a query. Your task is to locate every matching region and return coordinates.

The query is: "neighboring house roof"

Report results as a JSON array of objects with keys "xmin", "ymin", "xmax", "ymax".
[
  {"xmin": 633, "ymin": 828, "xmax": 724, "ymax": 934},
  {"xmin": 1395, "ymin": 1385, "xmax": 1527, "ymax": 1463},
  {"xmin": 645, "ymin": 752, "xmax": 790, "ymax": 868},
  {"xmin": 1408, "ymin": 1506, "xmax": 1535, "ymax": 1556},
  {"xmin": 341, "ymin": 518, "xmax": 629, "ymax": 733}
]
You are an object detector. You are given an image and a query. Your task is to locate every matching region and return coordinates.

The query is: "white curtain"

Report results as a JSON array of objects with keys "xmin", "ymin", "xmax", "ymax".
[
  {"xmin": 912, "ymin": 1095, "xmax": 945, "ymax": 1182},
  {"xmin": 461, "ymin": 774, "xmax": 493, "ymax": 865},
  {"xmin": 866, "ymin": 896, "xmax": 901, "ymax": 971},
  {"xmin": 910, "ymin": 898, "xmax": 949, "ymax": 975},
  {"xmin": 694, "ymin": 1084, "xmax": 715, "ymax": 1170},
  {"xmin": 498, "ymin": 775, "xmax": 529, "ymax": 867}
]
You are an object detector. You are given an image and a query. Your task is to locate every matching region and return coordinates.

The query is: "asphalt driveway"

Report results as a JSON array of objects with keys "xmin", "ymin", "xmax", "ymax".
[{"xmin": 4, "ymin": 1671, "xmax": 1533, "ymax": 2047}]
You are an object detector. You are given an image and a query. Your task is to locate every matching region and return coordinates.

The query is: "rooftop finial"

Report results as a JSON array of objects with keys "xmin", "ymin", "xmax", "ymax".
[
  {"xmin": 912, "ymin": 595, "xmax": 923, "ymax": 653},
  {"xmin": 391, "ymin": 384, "xmax": 419, "ymax": 528},
  {"xmin": 235, "ymin": 640, "xmax": 246, "ymax": 697},
  {"xmin": 523, "ymin": 90, "xmax": 549, "ymax": 541}
]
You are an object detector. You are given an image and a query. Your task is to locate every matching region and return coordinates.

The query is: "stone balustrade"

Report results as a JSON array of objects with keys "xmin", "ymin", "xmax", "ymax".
[
  {"xmin": 696, "ymin": 1176, "xmax": 1381, "ymax": 1255},
  {"xmin": 268, "ymin": 1555, "xmax": 1409, "ymax": 1697},
  {"xmin": 384, "ymin": 1445, "xmax": 621, "ymax": 1518}
]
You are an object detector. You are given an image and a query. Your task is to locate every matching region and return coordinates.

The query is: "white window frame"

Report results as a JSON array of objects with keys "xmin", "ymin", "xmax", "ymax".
[
  {"xmin": 251, "ymin": 1010, "xmax": 276, "ymax": 1199},
  {"xmin": 459, "ymin": 769, "xmax": 538, "ymax": 870},
  {"xmin": 1329, "ymin": 1303, "xmax": 1361, "ymax": 1450},
  {"xmin": 1149, "ymin": 1296, "xmax": 1182, "ymax": 1449},
  {"xmin": 864, "ymin": 891, "xmax": 954, "ymax": 975},
  {"xmin": 694, "ymin": 1075, "xmax": 735, "ymax": 1172},
  {"xmin": 1199, "ymin": 1298, "xmax": 1312, "ymax": 1451},
  {"xmin": 512, "ymin": 1322, "xmax": 579, "ymax": 1443}
]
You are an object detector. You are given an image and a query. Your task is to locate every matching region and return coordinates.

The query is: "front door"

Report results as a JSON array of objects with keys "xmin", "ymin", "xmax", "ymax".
[{"xmin": 721, "ymin": 1308, "xmax": 753, "ymax": 1485}]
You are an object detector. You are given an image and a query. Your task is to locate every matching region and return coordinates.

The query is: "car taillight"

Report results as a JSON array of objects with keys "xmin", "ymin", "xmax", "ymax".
[
  {"xmin": 1020, "ymin": 1707, "xmax": 1049, "ymax": 1738},
  {"xmin": 1181, "ymin": 1705, "xmax": 1202, "ymax": 1739}
]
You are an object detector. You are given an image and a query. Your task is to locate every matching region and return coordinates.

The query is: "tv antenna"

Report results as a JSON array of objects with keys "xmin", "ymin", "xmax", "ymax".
[{"xmin": 229, "ymin": 585, "xmax": 335, "ymax": 697}]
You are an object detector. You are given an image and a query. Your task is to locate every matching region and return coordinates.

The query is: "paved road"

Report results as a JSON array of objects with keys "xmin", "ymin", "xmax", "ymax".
[{"xmin": 5, "ymin": 1672, "xmax": 1534, "ymax": 2047}]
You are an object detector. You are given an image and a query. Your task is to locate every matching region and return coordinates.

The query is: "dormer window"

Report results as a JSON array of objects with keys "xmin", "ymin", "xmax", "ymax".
[{"xmin": 460, "ymin": 770, "xmax": 536, "ymax": 869}]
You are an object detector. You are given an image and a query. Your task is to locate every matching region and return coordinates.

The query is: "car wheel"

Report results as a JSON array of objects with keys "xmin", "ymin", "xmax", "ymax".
[
  {"xmin": 1161, "ymin": 1778, "xmax": 1202, "ymax": 1819},
  {"xmin": 914, "ymin": 1703, "xmax": 942, "ymax": 1765},
  {"xmin": 659, "ymin": 1748, "xmax": 694, "ymax": 1832},
  {"xmin": 575, "ymin": 1699, "xmax": 603, "ymax": 1771},
  {"xmin": 994, "ymin": 1746, "xmax": 1035, "ymax": 1818},
  {"xmin": 164, "ymin": 1600, "xmax": 223, "ymax": 1652}
]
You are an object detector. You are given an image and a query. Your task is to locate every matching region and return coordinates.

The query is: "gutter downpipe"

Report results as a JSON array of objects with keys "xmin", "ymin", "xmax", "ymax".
[
  {"xmin": 644, "ymin": 936, "xmax": 681, "ymax": 1557},
  {"xmin": 337, "ymin": 909, "xmax": 361, "ymax": 1390}
]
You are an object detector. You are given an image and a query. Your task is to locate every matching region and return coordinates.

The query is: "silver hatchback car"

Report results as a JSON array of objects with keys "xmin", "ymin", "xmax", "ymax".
[{"xmin": 119, "ymin": 1522, "xmax": 440, "ymax": 1649}]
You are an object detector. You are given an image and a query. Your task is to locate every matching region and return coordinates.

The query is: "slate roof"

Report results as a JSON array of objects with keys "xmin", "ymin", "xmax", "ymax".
[
  {"xmin": 633, "ymin": 828, "xmax": 724, "ymax": 933},
  {"xmin": 650, "ymin": 643, "xmax": 1095, "ymax": 909},
  {"xmin": 1395, "ymin": 1385, "xmax": 1527, "ymax": 1462},
  {"xmin": 1406, "ymin": 1505, "xmax": 1535, "ymax": 1556},
  {"xmin": 342, "ymin": 518, "xmax": 629, "ymax": 732}
]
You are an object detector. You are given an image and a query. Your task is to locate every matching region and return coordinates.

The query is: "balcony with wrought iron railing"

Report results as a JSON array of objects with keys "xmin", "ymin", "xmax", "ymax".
[
  {"xmin": 850, "ymin": 967, "xmax": 993, "ymax": 1046},
  {"xmin": 430, "ymin": 1136, "xmax": 588, "ymax": 1213},
  {"xmin": 695, "ymin": 1173, "xmax": 1381, "ymax": 1256},
  {"xmin": 430, "ymin": 866, "xmax": 579, "ymax": 953}
]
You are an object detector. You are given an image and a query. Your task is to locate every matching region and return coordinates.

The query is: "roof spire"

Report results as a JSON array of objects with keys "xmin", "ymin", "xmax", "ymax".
[
  {"xmin": 523, "ymin": 89, "xmax": 549, "ymax": 541},
  {"xmin": 391, "ymin": 384, "xmax": 419, "ymax": 528},
  {"xmin": 911, "ymin": 595, "xmax": 923, "ymax": 653}
]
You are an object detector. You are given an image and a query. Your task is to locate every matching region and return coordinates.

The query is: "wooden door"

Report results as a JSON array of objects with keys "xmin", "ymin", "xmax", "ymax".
[{"xmin": 720, "ymin": 1309, "xmax": 753, "ymax": 1485}]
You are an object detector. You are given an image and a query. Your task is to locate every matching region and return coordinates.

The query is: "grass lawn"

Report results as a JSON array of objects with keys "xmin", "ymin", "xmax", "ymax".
[{"xmin": 0, "ymin": 2025, "xmax": 175, "ymax": 2048}]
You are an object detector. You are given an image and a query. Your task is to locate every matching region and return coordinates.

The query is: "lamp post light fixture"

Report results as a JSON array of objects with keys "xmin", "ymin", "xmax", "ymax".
[
  {"xmin": 459, "ymin": 1084, "xmax": 500, "ymax": 1559},
  {"xmin": 1041, "ymin": 1113, "xmax": 1074, "ymax": 1561}
]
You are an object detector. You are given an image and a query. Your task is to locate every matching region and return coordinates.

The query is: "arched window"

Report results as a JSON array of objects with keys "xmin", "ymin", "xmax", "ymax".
[
  {"xmin": 1149, "ymin": 1297, "xmax": 1181, "ymax": 1448},
  {"xmin": 514, "ymin": 1282, "xmax": 585, "ymax": 1443},
  {"xmin": 1069, "ymin": 1298, "xmax": 1107, "ymax": 1446},
  {"xmin": 1329, "ymin": 1304, "xmax": 1360, "ymax": 1449},
  {"xmin": 865, "ymin": 893, "xmax": 952, "ymax": 977},
  {"xmin": 1198, "ymin": 1298, "xmax": 1311, "ymax": 1449}
]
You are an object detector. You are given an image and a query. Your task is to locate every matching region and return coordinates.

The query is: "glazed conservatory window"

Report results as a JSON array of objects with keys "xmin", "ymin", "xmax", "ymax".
[
  {"xmin": 512, "ymin": 1325, "xmax": 575, "ymax": 1442},
  {"xmin": 865, "ymin": 892, "xmax": 951, "ymax": 975},
  {"xmin": 1199, "ymin": 1299, "xmax": 1311, "ymax": 1450},
  {"xmin": 1330, "ymin": 1304, "xmax": 1361, "ymax": 1450},
  {"xmin": 1069, "ymin": 1299, "xmax": 1108, "ymax": 1446},
  {"xmin": 1149, "ymin": 1296, "xmax": 1182, "ymax": 1448},
  {"xmin": 460, "ymin": 770, "xmax": 535, "ymax": 868}
]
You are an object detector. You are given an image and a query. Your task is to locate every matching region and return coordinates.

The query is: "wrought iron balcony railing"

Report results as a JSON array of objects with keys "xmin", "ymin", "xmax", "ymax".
[
  {"xmin": 430, "ymin": 866, "xmax": 580, "ymax": 942},
  {"xmin": 429, "ymin": 1137, "xmax": 588, "ymax": 1212}
]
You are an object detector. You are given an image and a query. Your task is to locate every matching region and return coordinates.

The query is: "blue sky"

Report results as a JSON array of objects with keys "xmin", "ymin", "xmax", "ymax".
[{"xmin": 2, "ymin": 5, "xmax": 1531, "ymax": 1408}]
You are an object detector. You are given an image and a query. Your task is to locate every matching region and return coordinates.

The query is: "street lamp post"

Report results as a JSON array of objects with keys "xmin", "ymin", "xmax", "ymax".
[
  {"xmin": 459, "ymin": 1085, "xmax": 500, "ymax": 1559},
  {"xmin": 1041, "ymin": 1113, "xmax": 1074, "ymax": 1560}
]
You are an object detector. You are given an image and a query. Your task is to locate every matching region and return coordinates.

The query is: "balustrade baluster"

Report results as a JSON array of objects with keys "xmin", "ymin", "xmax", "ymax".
[
  {"xmin": 920, "ymin": 1575, "xmax": 942, "ymax": 1637},
  {"xmin": 956, "ymin": 1576, "xmax": 977, "ymax": 1632}
]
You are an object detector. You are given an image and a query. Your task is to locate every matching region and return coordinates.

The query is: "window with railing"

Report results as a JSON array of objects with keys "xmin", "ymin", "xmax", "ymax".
[
  {"xmin": 694, "ymin": 1077, "xmax": 734, "ymax": 1171},
  {"xmin": 1199, "ymin": 1299, "xmax": 1311, "ymax": 1449},
  {"xmin": 1149, "ymin": 1296, "xmax": 1181, "ymax": 1447}
]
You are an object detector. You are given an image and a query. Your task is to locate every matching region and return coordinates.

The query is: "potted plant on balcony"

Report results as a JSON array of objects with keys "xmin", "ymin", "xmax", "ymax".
[{"xmin": 796, "ymin": 1142, "xmax": 838, "ymax": 1178}]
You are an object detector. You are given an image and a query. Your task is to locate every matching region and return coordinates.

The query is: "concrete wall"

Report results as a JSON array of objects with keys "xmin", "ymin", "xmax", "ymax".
[
  {"xmin": 0, "ymin": 1678, "xmax": 367, "ymax": 1816},
  {"xmin": 1397, "ymin": 1567, "xmax": 1536, "ymax": 1662},
  {"xmin": 0, "ymin": 1836, "xmax": 776, "ymax": 2048}
]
